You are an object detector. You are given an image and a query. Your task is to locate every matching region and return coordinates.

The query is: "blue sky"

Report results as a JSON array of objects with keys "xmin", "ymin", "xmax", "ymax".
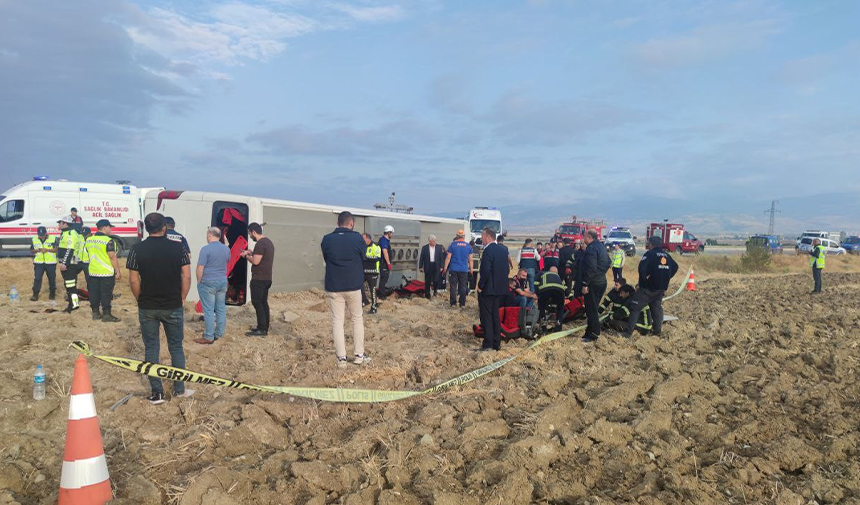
[{"xmin": 1, "ymin": 0, "xmax": 858, "ymax": 233}]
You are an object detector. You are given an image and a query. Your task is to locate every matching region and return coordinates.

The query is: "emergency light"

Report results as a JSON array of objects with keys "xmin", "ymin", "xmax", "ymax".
[{"xmin": 33, "ymin": 175, "xmax": 49, "ymax": 181}]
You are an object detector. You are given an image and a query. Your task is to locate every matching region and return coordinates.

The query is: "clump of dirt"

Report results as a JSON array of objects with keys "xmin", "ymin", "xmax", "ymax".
[{"xmin": 0, "ymin": 257, "xmax": 858, "ymax": 504}]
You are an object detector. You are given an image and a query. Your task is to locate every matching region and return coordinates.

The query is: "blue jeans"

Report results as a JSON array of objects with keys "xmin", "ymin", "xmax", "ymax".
[
  {"xmin": 525, "ymin": 268, "xmax": 536, "ymax": 293},
  {"xmin": 515, "ymin": 295, "xmax": 534, "ymax": 308},
  {"xmin": 139, "ymin": 308, "xmax": 186, "ymax": 395},
  {"xmin": 198, "ymin": 279, "xmax": 227, "ymax": 341}
]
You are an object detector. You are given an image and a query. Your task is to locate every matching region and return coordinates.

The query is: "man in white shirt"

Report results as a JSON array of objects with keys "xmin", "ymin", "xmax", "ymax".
[{"xmin": 419, "ymin": 235, "xmax": 445, "ymax": 299}]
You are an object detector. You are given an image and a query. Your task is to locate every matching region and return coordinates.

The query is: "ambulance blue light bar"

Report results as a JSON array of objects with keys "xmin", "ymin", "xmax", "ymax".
[{"xmin": 33, "ymin": 175, "xmax": 49, "ymax": 181}]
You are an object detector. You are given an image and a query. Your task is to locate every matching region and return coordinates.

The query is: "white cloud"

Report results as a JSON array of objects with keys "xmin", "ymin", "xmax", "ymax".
[
  {"xmin": 632, "ymin": 18, "xmax": 784, "ymax": 68},
  {"xmin": 124, "ymin": 1, "xmax": 405, "ymax": 67},
  {"xmin": 329, "ymin": 3, "xmax": 405, "ymax": 23}
]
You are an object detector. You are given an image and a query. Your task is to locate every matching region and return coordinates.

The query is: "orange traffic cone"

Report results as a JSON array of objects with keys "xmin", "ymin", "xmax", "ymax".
[
  {"xmin": 686, "ymin": 268, "xmax": 697, "ymax": 291},
  {"xmin": 58, "ymin": 355, "xmax": 112, "ymax": 505}
]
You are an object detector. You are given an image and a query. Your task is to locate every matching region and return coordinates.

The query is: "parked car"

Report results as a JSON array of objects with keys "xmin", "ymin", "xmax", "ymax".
[
  {"xmin": 748, "ymin": 235, "xmax": 783, "ymax": 254},
  {"xmin": 841, "ymin": 236, "xmax": 860, "ymax": 254},
  {"xmin": 796, "ymin": 237, "xmax": 846, "ymax": 256},
  {"xmin": 604, "ymin": 227, "xmax": 637, "ymax": 256}
]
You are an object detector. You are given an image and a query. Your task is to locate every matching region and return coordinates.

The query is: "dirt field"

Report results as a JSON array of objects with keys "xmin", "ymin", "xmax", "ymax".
[{"xmin": 1, "ymin": 255, "xmax": 859, "ymax": 505}]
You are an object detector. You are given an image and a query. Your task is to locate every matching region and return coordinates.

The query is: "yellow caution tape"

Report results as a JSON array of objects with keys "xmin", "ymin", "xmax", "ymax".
[{"xmin": 71, "ymin": 268, "xmax": 691, "ymax": 403}]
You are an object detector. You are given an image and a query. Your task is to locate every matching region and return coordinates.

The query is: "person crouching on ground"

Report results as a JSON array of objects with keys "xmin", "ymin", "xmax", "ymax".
[
  {"xmin": 606, "ymin": 285, "xmax": 653, "ymax": 334},
  {"xmin": 599, "ymin": 277, "xmax": 627, "ymax": 315},
  {"xmin": 321, "ymin": 211, "xmax": 370, "ymax": 367}
]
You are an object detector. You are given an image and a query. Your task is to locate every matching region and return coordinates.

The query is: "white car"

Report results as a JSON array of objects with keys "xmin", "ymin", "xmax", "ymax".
[{"xmin": 796, "ymin": 237, "xmax": 846, "ymax": 255}]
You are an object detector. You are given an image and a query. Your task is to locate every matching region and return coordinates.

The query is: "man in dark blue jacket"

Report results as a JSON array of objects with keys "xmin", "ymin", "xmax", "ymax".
[
  {"xmin": 321, "ymin": 211, "xmax": 370, "ymax": 368},
  {"xmin": 620, "ymin": 236, "xmax": 679, "ymax": 339},
  {"xmin": 477, "ymin": 227, "xmax": 509, "ymax": 351},
  {"xmin": 580, "ymin": 230, "xmax": 611, "ymax": 342}
]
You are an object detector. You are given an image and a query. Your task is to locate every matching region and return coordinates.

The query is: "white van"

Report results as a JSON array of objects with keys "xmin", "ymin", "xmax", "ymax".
[
  {"xmin": 465, "ymin": 207, "xmax": 503, "ymax": 244},
  {"xmin": 146, "ymin": 190, "xmax": 462, "ymax": 304},
  {"xmin": 0, "ymin": 177, "xmax": 162, "ymax": 252},
  {"xmin": 796, "ymin": 237, "xmax": 846, "ymax": 256}
]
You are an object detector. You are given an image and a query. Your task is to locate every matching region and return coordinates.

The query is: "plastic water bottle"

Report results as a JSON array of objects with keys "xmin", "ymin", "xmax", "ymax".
[
  {"xmin": 9, "ymin": 286, "xmax": 19, "ymax": 303},
  {"xmin": 33, "ymin": 366, "xmax": 46, "ymax": 400}
]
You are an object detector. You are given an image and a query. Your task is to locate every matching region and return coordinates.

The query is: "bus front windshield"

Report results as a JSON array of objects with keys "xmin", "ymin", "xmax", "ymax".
[{"xmin": 470, "ymin": 219, "xmax": 501, "ymax": 234}]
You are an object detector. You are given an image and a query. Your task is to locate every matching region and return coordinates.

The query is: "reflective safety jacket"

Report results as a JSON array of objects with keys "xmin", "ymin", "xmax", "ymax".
[
  {"xmin": 612, "ymin": 303, "xmax": 653, "ymax": 333},
  {"xmin": 85, "ymin": 233, "xmax": 116, "ymax": 276},
  {"xmin": 364, "ymin": 242, "xmax": 382, "ymax": 274},
  {"xmin": 31, "ymin": 236, "xmax": 58, "ymax": 264},
  {"xmin": 58, "ymin": 229, "xmax": 82, "ymax": 266},
  {"xmin": 535, "ymin": 271, "xmax": 565, "ymax": 295},
  {"xmin": 599, "ymin": 289, "xmax": 625, "ymax": 314},
  {"xmin": 809, "ymin": 245, "xmax": 826, "ymax": 269},
  {"xmin": 611, "ymin": 249, "xmax": 625, "ymax": 268}
]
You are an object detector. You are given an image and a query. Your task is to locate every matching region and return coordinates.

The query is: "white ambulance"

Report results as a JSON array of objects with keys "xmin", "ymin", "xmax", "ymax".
[
  {"xmin": 0, "ymin": 177, "xmax": 162, "ymax": 252},
  {"xmin": 465, "ymin": 207, "xmax": 503, "ymax": 244}
]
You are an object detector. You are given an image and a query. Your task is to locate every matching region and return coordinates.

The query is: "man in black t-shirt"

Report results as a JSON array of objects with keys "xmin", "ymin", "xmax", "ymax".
[
  {"xmin": 127, "ymin": 212, "xmax": 192, "ymax": 405},
  {"xmin": 242, "ymin": 222, "xmax": 275, "ymax": 336}
]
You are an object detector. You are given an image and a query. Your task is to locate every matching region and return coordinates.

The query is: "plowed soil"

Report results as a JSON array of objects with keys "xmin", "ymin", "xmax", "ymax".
[{"xmin": 0, "ymin": 256, "xmax": 858, "ymax": 505}]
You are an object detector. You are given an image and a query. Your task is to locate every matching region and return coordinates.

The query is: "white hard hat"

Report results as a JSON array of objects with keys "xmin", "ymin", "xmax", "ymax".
[
  {"xmin": 384, "ymin": 225, "xmax": 395, "ymax": 233},
  {"xmin": 57, "ymin": 215, "xmax": 75, "ymax": 224}
]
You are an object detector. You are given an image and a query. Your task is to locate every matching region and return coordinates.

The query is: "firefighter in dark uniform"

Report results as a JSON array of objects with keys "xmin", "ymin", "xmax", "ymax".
[
  {"xmin": 558, "ymin": 238, "xmax": 576, "ymax": 292},
  {"xmin": 362, "ymin": 233, "xmax": 381, "ymax": 314},
  {"xmin": 535, "ymin": 266, "xmax": 566, "ymax": 332},
  {"xmin": 57, "ymin": 216, "xmax": 83, "ymax": 312},
  {"xmin": 606, "ymin": 285, "xmax": 653, "ymax": 334},
  {"xmin": 620, "ymin": 236, "xmax": 679, "ymax": 338}
]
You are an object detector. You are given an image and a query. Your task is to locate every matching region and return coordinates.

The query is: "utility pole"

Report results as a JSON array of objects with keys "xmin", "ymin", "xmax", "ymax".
[{"xmin": 765, "ymin": 200, "xmax": 780, "ymax": 235}]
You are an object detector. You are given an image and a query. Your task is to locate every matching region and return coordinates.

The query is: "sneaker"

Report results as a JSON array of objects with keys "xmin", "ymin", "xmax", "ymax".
[
  {"xmin": 176, "ymin": 389, "xmax": 195, "ymax": 399},
  {"xmin": 369, "ymin": 308, "xmax": 378, "ymax": 314},
  {"xmin": 148, "ymin": 392, "xmax": 166, "ymax": 405},
  {"xmin": 353, "ymin": 353, "xmax": 371, "ymax": 365},
  {"xmin": 337, "ymin": 356, "xmax": 349, "ymax": 369},
  {"xmin": 101, "ymin": 313, "xmax": 120, "ymax": 323}
]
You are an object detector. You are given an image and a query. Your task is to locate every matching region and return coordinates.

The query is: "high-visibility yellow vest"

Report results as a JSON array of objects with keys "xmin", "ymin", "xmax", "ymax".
[
  {"xmin": 365, "ymin": 243, "xmax": 381, "ymax": 272},
  {"xmin": 78, "ymin": 237, "xmax": 90, "ymax": 263},
  {"xmin": 611, "ymin": 249, "xmax": 624, "ymax": 268},
  {"xmin": 810, "ymin": 245, "xmax": 826, "ymax": 269},
  {"xmin": 85, "ymin": 234, "xmax": 115, "ymax": 276},
  {"xmin": 32, "ymin": 236, "xmax": 58, "ymax": 264}
]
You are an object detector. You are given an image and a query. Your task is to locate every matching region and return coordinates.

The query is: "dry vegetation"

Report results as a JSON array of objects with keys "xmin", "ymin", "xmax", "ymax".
[{"xmin": 0, "ymin": 255, "xmax": 859, "ymax": 504}]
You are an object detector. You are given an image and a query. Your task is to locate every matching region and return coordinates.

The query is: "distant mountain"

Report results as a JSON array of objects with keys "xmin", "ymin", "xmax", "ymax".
[{"xmin": 440, "ymin": 192, "xmax": 859, "ymax": 237}]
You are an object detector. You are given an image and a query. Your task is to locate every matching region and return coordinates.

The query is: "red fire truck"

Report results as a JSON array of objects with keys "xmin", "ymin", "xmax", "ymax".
[
  {"xmin": 554, "ymin": 216, "xmax": 606, "ymax": 243},
  {"xmin": 646, "ymin": 222, "xmax": 704, "ymax": 253}
]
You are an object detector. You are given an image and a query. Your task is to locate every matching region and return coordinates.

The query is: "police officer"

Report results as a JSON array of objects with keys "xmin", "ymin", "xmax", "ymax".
[
  {"xmin": 57, "ymin": 216, "xmax": 83, "ymax": 312},
  {"xmin": 620, "ymin": 236, "xmax": 679, "ymax": 339},
  {"xmin": 85, "ymin": 219, "xmax": 122, "ymax": 322},
  {"xmin": 810, "ymin": 238, "xmax": 825, "ymax": 294},
  {"xmin": 534, "ymin": 266, "xmax": 566, "ymax": 332},
  {"xmin": 362, "ymin": 233, "xmax": 381, "ymax": 314},
  {"xmin": 610, "ymin": 243, "xmax": 625, "ymax": 281},
  {"xmin": 78, "ymin": 226, "xmax": 92, "ymax": 291},
  {"xmin": 517, "ymin": 238, "xmax": 540, "ymax": 292},
  {"xmin": 30, "ymin": 226, "xmax": 58, "ymax": 301}
]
